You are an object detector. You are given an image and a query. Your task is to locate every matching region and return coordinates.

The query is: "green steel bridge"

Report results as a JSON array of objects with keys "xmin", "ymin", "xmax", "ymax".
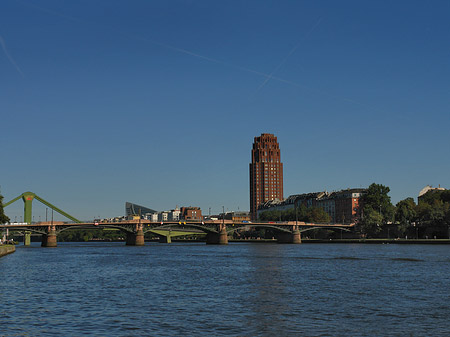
[{"xmin": 2, "ymin": 192, "xmax": 354, "ymax": 247}]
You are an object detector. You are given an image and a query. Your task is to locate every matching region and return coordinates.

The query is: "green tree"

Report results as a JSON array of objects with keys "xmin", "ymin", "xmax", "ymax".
[
  {"xmin": 360, "ymin": 183, "xmax": 394, "ymax": 237},
  {"xmin": 441, "ymin": 190, "xmax": 450, "ymax": 203},
  {"xmin": 419, "ymin": 189, "xmax": 446, "ymax": 205},
  {"xmin": 259, "ymin": 205, "xmax": 330, "ymax": 223},
  {"xmin": 362, "ymin": 183, "xmax": 395, "ymax": 221},
  {"xmin": 360, "ymin": 208, "xmax": 383, "ymax": 237},
  {"xmin": 395, "ymin": 198, "xmax": 416, "ymax": 236},
  {"xmin": 416, "ymin": 199, "xmax": 448, "ymax": 225},
  {"xmin": 0, "ymin": 192, "xmax": 10, "ymax": 224},
  {"xmin": 305, "ymin": 207, "xmax": 331, "ymax": 223}
]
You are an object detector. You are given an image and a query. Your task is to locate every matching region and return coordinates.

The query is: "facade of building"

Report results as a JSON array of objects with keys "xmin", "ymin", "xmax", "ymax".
[
  {"xmin": 220, "ymin": 211, "xmax": 251, "ymax": 222},
  {"xmin": 249, "ymin": 133, "xmax": 284, "ymax": 219},
  {"xmin": 315, "ymin": 193, "xmax": 336, "ymax": 222},
  {"xmin": 125, "ymin": 202, "xmax": 157, "ymax": 218},
  {"xmin": 257, "ymin": 188, "xmax": 366, "ymax": 224},
  {"xmin": 333, "ymin": 189, "xmax": 365, "ymax": 224},
  {"xmin": 180, "ymin": 207, "xmax": 202, "ymax": 220},
  {"xmin": 169, "ymin": 207, "xmax": 181, "ymax": 221}
]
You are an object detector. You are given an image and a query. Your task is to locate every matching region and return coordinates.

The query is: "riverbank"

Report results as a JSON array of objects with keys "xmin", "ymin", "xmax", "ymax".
[
  {"xmin": 22, "ymin": 238, "xmax": 450, "ymax": 245},
  {"xmin": 302, "ymin": 238, "xmax": 450, "ymax": 244},
  {"xmin": 229, "ymin": 238, "xmax": 450, "ymax": 244},
  {"xmin": 0, "ymin": 245, "xmax": 16, "ymax": 257}
]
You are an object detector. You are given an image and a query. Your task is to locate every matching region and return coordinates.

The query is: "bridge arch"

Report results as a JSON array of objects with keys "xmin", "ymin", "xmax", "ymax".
[{"xmin": 224, "ymin": 224, "xmax": 293, "ymax": 235}]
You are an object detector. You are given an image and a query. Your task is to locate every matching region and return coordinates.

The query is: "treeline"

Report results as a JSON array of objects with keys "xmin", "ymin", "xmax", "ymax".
[
  {"xmin": 360, "ymin": 183, "xmax": 450, "ymax": 238},
  {"xmin": 58, "ymin": 229, "xmax": 125, "ymax": 242},
  {"xmin": 57, "ymin": 229, "xmax": 161, "ymax": 242},
  {"xmin": 259, "ymin": 204, "xmax": 331, "ymax": 223}
]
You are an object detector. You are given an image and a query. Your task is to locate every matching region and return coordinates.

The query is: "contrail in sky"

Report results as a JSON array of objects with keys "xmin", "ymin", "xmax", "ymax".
[
  {"xmin": 17, "ymin": 0, "xmax": 296, "ymax": 87},
  {"xmin": 16, "ymin": 1, "xmax": 382, "ymax": 112},
  {"xmin": 128, "ymin": 34, "xmax": 300, "ymax": 87},
  {"xmin": 0, "ymin": 34, "xmax": 24, "ymax": 77},
  {"xmin": 255, "ymin": 17, "xmax": 323, "ymax": 94}
]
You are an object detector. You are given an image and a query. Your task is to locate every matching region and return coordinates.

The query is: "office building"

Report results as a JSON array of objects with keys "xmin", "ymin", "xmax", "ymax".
[
  {"xmin": 125, "ymin": 202, "xmax": 157, "ymax": 218},
  {"xmin": 249, "ymin": 133, "xmax": 283, "ymax": 219}
]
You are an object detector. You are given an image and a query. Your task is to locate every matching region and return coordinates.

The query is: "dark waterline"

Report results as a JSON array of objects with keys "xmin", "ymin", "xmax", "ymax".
[{"xmin": 1, "ymin": 242, "xmax": 449, "ymax": 336}]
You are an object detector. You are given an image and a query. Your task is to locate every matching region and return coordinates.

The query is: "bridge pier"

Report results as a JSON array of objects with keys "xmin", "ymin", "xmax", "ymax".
[
  {"xmin": 159, "ymin": 235, "xmax": 172, "ymax": 243},
  {"xmin": 206, "ymin": 227, "xmax": 228, "ymax": 245},
  {"xmin": 41, "ymin": 231, "xmax": 57, "ymax": 248},
  {"xmin": 125, "ymin": 229, "xmax": 145, "ymax": 246},
  {"xmin": 292, "ymin": 230, "xmax": 302, "ymax": 244},
  {"xmin": 277, "ymin": 230, "xmax": 301, "ymax": 244},
  {"xmin": 24, "ymin": 231, "xmax": 31, "ymax": 246}
]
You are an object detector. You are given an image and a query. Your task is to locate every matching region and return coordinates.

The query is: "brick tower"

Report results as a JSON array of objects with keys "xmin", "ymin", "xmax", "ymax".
[{"xmin": 249, "ymin": 133, "xmax": 283, "ymax": 220}]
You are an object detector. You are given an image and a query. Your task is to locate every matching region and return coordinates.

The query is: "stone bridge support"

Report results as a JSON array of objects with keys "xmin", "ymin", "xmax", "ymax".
[
  {"xmin": 125, "ymin": 227, "xmax": 145, "ymax": 246},
  {"xmin": 206, "ymin": 226, "xmax": 228, "ymax": 245},
  {"xmin": 276, "ymin": 230, "xmax": 301, "ymax": 244},
  {"xmin": 41, "ymin": 226, "xmax": 57, "ymax": 247},
  {"xmin": 24, "ymin": 231, "xmax": 31, "ymax": 246}
]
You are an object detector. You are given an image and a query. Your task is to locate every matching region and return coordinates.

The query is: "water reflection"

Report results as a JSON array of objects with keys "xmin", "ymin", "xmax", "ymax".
[
  {"xmin": 0, "ymin": 242, "xmax": 449, "ymax": 336},
  {"xmin": 242, "ymin": 244, "xmax": 300, "ymax": 336}
]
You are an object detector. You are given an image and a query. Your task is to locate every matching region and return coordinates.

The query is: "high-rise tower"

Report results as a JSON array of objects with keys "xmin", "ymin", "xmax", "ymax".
[{"xmin": 249, "ymin": 133, "xmax": 283, "ymax": 219}]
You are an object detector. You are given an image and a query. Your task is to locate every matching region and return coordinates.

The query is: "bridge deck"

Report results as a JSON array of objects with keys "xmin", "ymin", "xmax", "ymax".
[{"xmin": 1, "ymin": 220, "xmax": 354, "ymax": 230}]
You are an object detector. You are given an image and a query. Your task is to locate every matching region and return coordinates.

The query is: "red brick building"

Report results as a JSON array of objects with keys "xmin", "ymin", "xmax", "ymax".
[
  {"xmin": 249, "ymin": 133, "xmax": 283, "ymax": 219},
  {"xmin": 180, "ymin": 207, "xmax": 202, "ymax": 220},
  {"xmin": 334, "ymin": 189, "xmax": 365, "ymax": 224}
]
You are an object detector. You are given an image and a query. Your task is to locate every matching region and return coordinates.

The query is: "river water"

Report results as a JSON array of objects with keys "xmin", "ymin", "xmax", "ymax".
[{"xmin": 0, "ymin": 242, "xmax": 449, "ymax": 336}]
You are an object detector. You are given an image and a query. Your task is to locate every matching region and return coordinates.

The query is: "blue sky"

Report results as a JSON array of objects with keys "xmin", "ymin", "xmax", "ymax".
[{"xmin": 1, "ymin": 0, "xmax": 449, "ymax": 221}]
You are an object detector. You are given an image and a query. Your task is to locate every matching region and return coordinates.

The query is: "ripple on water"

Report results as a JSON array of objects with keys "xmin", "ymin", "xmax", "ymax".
[{"xmin": 1, "ymin": 242, "xmax": 449, "ymax": 336}]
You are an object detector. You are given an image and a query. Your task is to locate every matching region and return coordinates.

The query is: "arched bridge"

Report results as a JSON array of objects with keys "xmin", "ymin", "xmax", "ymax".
[
  {"xmin": 2, "ymin": 191, "xmax": 354, "ymax": 247},
  {"xmin": 0, "ymin": 219, "xmax": 354, "ymax": 247}
]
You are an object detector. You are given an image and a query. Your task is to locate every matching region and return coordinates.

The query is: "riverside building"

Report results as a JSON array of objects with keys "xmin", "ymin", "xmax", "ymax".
[
  {"xmin": 249, "ymin": 133, "xmax": 284, "ymax": 220},
  {"xmin": 257, "ymin": 188, "xmax": 366, "ymax": 224}
]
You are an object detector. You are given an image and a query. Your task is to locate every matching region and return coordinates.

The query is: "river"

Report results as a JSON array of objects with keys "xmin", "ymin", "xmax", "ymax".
[{"xmin": 0, "ymin": 242, "xmax": 449, "ymax": 336}]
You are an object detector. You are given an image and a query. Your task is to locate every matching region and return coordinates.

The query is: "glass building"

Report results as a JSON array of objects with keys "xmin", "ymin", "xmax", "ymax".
[{"xmin": 125, "ymin": 202, "xmax": 157, "ymax": 217}]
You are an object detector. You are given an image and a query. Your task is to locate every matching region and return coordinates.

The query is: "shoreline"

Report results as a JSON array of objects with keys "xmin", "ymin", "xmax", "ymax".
[
  {"xmin": 16, "ymin": 238, "xmax": 450, "ymax": 245},
  {"xmin": 299, "ymin": 238, "xmax": 450, "ymax": 244},
  {"xmin": 0, "ymin": 245, "xmax": 16, "ymax": 257},
  {"xmin": 228, "ymin": 238, "xmax": 450, "ymax": 244}
]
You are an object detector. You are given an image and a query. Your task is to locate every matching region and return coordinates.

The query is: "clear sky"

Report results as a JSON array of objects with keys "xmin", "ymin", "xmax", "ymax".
[{"xmin": 2, "ymin": 0, "xmax": 449, "ymax": 221}]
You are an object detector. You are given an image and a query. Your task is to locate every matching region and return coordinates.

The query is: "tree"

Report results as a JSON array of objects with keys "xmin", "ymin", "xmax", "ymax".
[
  {"xmin": 416, "ymin": 191, "xmax": 450, "ymax": 238},
  {"xmin": 440, "ymin": 190, "xmax": 450, "ymax": 203},
  {"xmin": 360, "ymin": 208, "xmax": 383, "ymax": 237},
  {"xmin": 360, "ymin": 183, "xmax": 394, "ymax": 237},
  {"xmin": 395, "ymin": 198, "xmax": 416, "ymax": 236},
  {"xmin": 419, "ymin": 189, "xmax": 446, "ymax": 205},
  {"xmin": 417, "ymin": 199, "xmax": 447, "ymax": 225},
  {"xmin": 362, "ymin": 183, "xmax": 395, "ymax": 222},
  {"xmin": 259, "ymin": 205, "xmax": 330, "ymax": 223},
  {"xmin": 305, "ymin": 207, "xmax": 331, "ymax": 223},
  {"xmin": 0, "ymin": 192, "xmax": 10, "ymax": 224}
]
